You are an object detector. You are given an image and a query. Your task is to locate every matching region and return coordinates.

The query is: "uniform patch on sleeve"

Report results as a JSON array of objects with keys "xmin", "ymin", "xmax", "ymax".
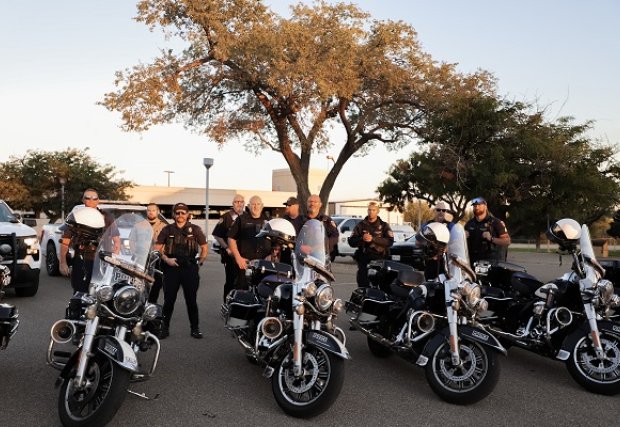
[
  {"xmin": 218, "ymin": 218, "xmax": 224, "ymax": 224},
  {"xmin": 330, "ymin": 221, "xmax": 336, "ymax": 228},
  {"xmin": 387, "ymin": 231, "xmax": 394, "ymax": 238}
]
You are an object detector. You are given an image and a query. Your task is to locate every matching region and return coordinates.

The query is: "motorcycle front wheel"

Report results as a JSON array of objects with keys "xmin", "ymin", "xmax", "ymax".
[
  {"xmin": 272, "ymin": 345, "xmax": 345, "ymax": 418},
  {"xmin": 566, "ymin": 331, "xmax": 620, "ymax": 395},
  {"xmin": 425, "ymin": 338, "xmax": 500, "ymax": 405},
  {"xmin": 58, "ymin": 352, "xmax": 130, "ymax": 427}
]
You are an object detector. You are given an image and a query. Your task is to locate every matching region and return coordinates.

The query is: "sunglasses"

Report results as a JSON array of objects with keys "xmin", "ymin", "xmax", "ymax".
[
  {"xmin": 436, "ymin": 209, "xmax": 448, "ymax": 213},
  {"xmin": 174, "ymin": 211, "xmax": 188, "ymax": 216},
  {"xmin": 83, "ymin": 196, "xmax": 99, "ymax": 201}
]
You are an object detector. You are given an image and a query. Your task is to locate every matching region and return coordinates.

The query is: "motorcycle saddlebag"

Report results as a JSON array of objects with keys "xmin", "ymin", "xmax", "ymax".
[
  {"xmin": 226, "ymin": 290, "xmax": 261, "ymax": 328},
  {"xmin": 359, "ymin": 288, "xmax": 392, "ymax": 322}
]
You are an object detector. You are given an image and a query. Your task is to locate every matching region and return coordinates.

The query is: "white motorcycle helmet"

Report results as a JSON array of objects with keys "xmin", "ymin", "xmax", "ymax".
[
  {"xmin": 546, "ymin": 218, "xmax": 581, "ymax": 249},
  {"xmin": 416, "ymin": 221, "xmax": 450, "ymax": 257},
  {"xmin": 256, "ymin": 218, "xmax": 296, "ymax": 248},
  {"xmin": 62, "ymin": 207, "xmax": 106, "ymax": 242}
]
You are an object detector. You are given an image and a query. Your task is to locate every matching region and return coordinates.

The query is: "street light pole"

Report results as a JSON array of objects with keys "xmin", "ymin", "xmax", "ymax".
[
  {"xmin": 59, "ymin": 177, "xmax": 66, "ymax": 219},
  {"xmin": 163, "ymin": 170, "xmax": 175, "ymax": 187},
  {"xmin": 203, "ymin": 158, "xmax": 214, "ymax": 237}
]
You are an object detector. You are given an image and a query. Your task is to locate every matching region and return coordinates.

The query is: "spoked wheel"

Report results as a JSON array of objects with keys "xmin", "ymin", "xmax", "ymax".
[
  {"xmin": 566, "ymin": 331, "xmax": 620, "ymax": 395},
  {"xmin": 46, "ymin": 243, "xmax": 60, "ymax": 276},
  {"xmin": 272, "ymin": 345, "xmax": 345, "ymax": 418},
  {"xmin": 425, "ymin": 338, "xmax": 499, "ymax": 404},
  {"xmin": 58, "ymin": 353, "xmax": 130, "ymax": 427}
]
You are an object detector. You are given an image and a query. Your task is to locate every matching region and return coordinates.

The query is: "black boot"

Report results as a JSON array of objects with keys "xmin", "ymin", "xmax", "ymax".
[{"xmin": 159, "ymin": 321, "xmax": 170, "ymax": 339}]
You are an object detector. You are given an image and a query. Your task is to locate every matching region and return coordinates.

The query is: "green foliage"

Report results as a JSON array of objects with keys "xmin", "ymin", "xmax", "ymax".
[
  {"xmin": 102, "ymin": 0, "xmax": 492, "ymax": 208},
  {"xmin": 378, "ymin": 93, "xmax": 620, "ymax": 237},
  {"xmin": 0, "ymin": 149, "xmax": 133, "ymax": 222}
]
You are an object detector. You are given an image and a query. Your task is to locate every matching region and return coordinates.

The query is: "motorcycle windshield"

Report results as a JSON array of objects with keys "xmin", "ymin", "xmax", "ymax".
[
  {"xmin": 580, "ymin": 224, "xmax": 596, "ymax": 261},
  {"xmin": 447, "ymin": 223, "xmax": 474, "ymax": 281},
  {"xmin": 294, "ymin": 219, "xmax": 327, "ymax": 279},
  {"xmin": 91, "ymin": 213, "xmax": 153, "ymax": 284}
]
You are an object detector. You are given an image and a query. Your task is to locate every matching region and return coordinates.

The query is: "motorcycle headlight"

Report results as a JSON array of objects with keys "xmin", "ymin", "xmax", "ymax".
[
  {"xmin": 95, "ymin": 283, "xmax": 114, "ymax": 302},
  {"xmin": 315, "ymin": 284, "xmax": 334, "ymax": 311},
  {"xmin": 143, "ymin": 303, "xmax": 161, "ymax": 321},
  {"xmin": 24, "ymin": 236, "xmax": 39, "ymax": 254},
  {"xmin": 598, "ymin": 279, "xmax": 615, "ymax": 304},
  {"xmin": 113, "ymin": 286, "xmax": 141, "ymax": 315},
  {"xmin": 304, "ymin": 282, "xmax": 317, "ymax": 298}
]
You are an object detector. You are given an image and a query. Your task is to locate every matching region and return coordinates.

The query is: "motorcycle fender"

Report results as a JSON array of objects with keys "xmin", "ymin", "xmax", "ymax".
[
  {"xmin": 94, "ymin": 336, "xmax": 139, "ymax": 372},
  {"xmin": 419, "ymin": 326, "xmax": 506, "ymax": 365},
  {"xmin": 458, "ymin": 325, "xmax": 507, "ymax": 355},
  {"xmin": 305, "ymin": 330, "xmax": 351, "ymax": 360},
  {"xmin": 557, "ymin": 320, "xmax": 620, "ymax": 361}
]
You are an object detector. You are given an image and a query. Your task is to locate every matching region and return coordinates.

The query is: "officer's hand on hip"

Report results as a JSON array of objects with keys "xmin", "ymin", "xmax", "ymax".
[{"xmin": 163, "ymin": 256, "xmax": 178, "ymax": 267}]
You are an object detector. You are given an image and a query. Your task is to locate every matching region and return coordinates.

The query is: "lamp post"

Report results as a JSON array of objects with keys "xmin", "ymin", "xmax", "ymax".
[
  {"xmin": 203, "ymin": 158, "xmax": 214, "ymax": 237},
  {"xmin": 59, "ymin": 177, "xmax": 66, "ymax": 219},
  {"xmin": 163, "ymin": 170, "xmax": 175, "ymax": 187}
]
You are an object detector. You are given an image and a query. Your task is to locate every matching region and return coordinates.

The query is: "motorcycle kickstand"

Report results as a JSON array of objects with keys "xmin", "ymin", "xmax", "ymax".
[{"xmin": 127, "ymin": 389, "xmax": 160, "ymax": 401}]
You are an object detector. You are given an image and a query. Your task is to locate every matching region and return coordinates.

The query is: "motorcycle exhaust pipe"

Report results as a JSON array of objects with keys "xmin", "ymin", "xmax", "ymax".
[
  {"xmin": 50, "ymin": 319, "xmax": 77, "ymax": 344},
  {"xmin": 413, "ymin": 312, "xmax": 435, "ymax": 333},
  {"xmin": 553, "ymin": 307, "xmax": 573, "ymax": 327},
  {"xmin": 260, "ymin": 317, "xmax": 283, "ymax": 340}
]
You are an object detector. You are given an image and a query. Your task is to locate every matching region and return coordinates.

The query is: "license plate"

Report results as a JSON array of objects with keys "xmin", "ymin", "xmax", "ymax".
[{"xmin": 391, "ymin": 255, "xmax": 401, "ymax": 261}]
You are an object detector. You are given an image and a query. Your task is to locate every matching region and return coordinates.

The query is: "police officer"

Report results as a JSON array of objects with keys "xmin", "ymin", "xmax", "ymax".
[
  {"xmin": 155, "ymin": 202, "xmax": 208, "ymax": 339},
  {"xmin": 146, "ymin": 203, "xmax": 167, "ymax": 303},
  {"xmin": 212, "ymin": 194, "xmax": 245, "ymax": 302},
  {"xmin": 465, "ymin": 197, "xmax": 511, "ymax": 267},
  {"xmin": 283, "ymin": 196, "xmax": 304, "ymax": 235},
  {"xmin": 59, "ymin": 188, "xmax": 120, "ymax": 293},
  {"xmin": 302, "ymin": 194, "xmax": 339, "ymax": 259},
  {"xmin": 227, "ymin": 195, "xmax": 270, "ymax": 289},
  {"xmin": 422, "ymin": 201, "xmax": 455, "ymax": 279},
  {"xmin": 348, "ymin": 201, "xmax": 394, "ymax": 287}
]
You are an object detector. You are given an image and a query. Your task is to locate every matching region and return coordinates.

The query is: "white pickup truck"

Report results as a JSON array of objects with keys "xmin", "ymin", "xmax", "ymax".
[
  {"xmin": 40, "ymin": 203, "xmax": 166, "ymax": 276},
  {"xmin": 0, "ymin": 200, "xmax": 41, "ymax": 296}
]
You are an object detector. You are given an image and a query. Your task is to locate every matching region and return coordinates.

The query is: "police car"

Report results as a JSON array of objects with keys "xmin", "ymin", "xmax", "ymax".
[{"xmin": 0, "ymin": 200, "xmax": 41, "ymax": 297}]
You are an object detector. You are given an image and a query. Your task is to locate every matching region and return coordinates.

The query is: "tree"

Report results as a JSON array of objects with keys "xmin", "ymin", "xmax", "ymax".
[
  {"xmin": 378, "ymin": 92, "xmax": 620, "ymax": 239},
  {"xmin": 101, "ymin": 0, "xmax": 492, "ymax": 211},
  {"xmin": 0, "ymin": 149, "xmax": 133, "ymax": 222}
]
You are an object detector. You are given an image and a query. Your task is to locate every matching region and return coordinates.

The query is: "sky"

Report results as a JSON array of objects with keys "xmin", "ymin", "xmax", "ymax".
[{"xmin": 1, "ymin": 0, "xmax": 618, "ymax": 201}]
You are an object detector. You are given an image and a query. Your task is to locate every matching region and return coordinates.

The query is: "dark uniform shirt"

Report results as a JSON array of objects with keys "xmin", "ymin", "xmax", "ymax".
[
  {"xmin": 156, "ymin": 222, "xmax": 207, "ymax": 265},
  {"xmin": 212, "ymin": 209, "xmax": 239, "ymax": 259},
  {"xmin": 301, "ymin": 213, "xmax": 339, "ymax": 257},
  {"xmin": 348, "ymin": 216, "xmax": 394, "ymax": 258},
  {"xmin": 284, "ymin": 214, "xmax": 304, "ymax": 236},
  {"xmin": 228, "ymin": 212, "xmax": 270, "ymax": 260},
  {"xmin": 465, "ymin": 214, "xmax": 509, "ymax": 264}
]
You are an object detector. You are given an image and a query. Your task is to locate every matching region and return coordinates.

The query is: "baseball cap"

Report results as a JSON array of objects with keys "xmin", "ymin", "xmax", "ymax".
[
  {"xmin": 434, "ymin": 201, "xmax": 449, "ymax": 211},
  {"xmin": 173, "ymin": 202, "xmax": 189, "ymax": 212},
  {"xmin": 471, "ymin": 197, "xmax": 487, "ymax": 206},
  {"xmin": 283, "ymin": 197, "xmax": 299, "ymax": 206}
]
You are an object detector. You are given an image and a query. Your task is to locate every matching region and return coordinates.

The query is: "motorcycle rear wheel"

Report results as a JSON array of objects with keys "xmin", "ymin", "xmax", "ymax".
[
  {"xmin": 58, "ymin": 352, "xmax": 130, "ymax": 427},
  {"xmin": 566, "ymin": 331, "xmax": 620, "ymax": 395},
  {"xmin": 425, "ymin": 338, "xmax": 499, "ymax": 405},
  {"xmin": 272, "ymin": 345, "xmax": 345, "ymax": 418}
]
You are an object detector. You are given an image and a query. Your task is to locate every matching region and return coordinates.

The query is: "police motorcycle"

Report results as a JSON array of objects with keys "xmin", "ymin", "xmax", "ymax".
[
  {"xmin": 0, "ymin": 255, "xmax": 19, "ymax": 350},
  {"xmin": 221, "ymin": 218, "xmax": 349, "ymax": 418},
  {"xmin": 347, "ymin": 222, "xmax": 505, "ymax": 404},
  {"xmin": 47, "ymin": 209, "xmax": 163, "ymax": 427},
  {"xmin": 475, "ymin": 218, "xmax": 620, "ymax": 395}
]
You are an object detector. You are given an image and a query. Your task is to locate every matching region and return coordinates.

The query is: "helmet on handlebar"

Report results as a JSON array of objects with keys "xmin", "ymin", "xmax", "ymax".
[
  {"xmin": 256, "ymin": 218, "xmax": 296, "ymax": 249},
  {"xmin": 546, "ymin": 218, "xmax": 581, "ymax": 251},
  {"xmin": 416, "ymin": 222, "xmax": 450, "ymax": 258},
  {"xmin": 63, "ymin": 207, "xmax": 106, "ymax": 244}
]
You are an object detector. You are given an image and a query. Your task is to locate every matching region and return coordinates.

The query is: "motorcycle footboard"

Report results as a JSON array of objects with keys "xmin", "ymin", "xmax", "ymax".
[{"xmin": 305, "ymin": 330, "xmax": 351, "ymax": 360}]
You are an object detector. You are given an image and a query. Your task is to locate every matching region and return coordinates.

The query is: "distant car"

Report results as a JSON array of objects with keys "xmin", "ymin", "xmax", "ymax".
[
  {"xmin": 332, "ymin": 216, "xmax": 363, "ymax": 258},
  {"xmin": 391, "ymin": 224, "xmax": 415, "ymax": 243},
  {"xmin": 387, "ymin": 235, "xmax": 425, "ymax": 270}
]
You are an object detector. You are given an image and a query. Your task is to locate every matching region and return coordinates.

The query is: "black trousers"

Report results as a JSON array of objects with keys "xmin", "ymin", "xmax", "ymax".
[
  {"xmin": 162, "ymin": 263, "xmax": 200, "ymax": 330},
  {"xmin": 148, "ymin": 272, "xmax": 164, "ymax": 304},
  {"xmin": 221, "ymin": 254, "xmax": 241, "ymax": 302},
  {"xmin": 355, "ymin": 253, "xmax": 382, "ymax": 288},
  {"xmin": 71, "ymin": 256, "xmax": 93, "ymax": 293}
]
